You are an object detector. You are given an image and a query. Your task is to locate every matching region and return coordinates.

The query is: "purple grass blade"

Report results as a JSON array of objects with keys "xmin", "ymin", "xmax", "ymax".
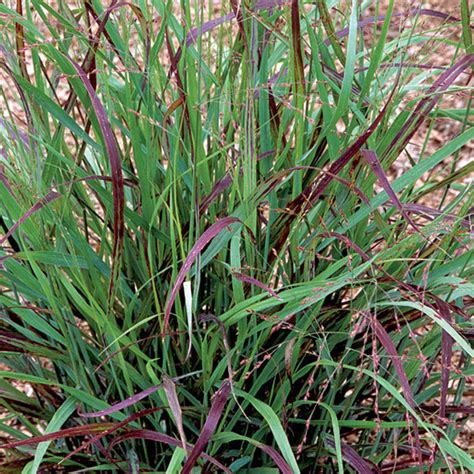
[
  {"xmin": 361, "ymin": 150, "xmax": 421, "ymax": 233},
  {"xmin": 185, "ymin": 0, "xmax": 285, "ymax": 48},
  {"xmin": 108, "ymin": 429, "xmax": 232, "ymax": 473},
  {"xmin": 414, "ymin": 8, "xmax": 465, "ymax": 22},
  {"xmin": 370, "ymin": 316, "xmax": 422, "ymax": 464},
  {"xmin": 0, "ymin": 191, "xmax": 60, "ymax": 247},
  {"xmin": 393, "ymin": 203, "xmax": 471, "ymax": 229},
  {"xmin": 181, "ymin": 380, "xmax": 231, "ymax": 474},
  {"xmin": 270, "ymin": 67, "xmax": 401, "ymax": 259},
  {"xmin": 163, "ymin": 217, "xmax": 241, "ymax": 338},
  {"xmin": 436, "ymin": 301, "xmax": 453, "ymax": 423},
  {"xmin": 322, "ymin": 232, "xmax": 470, "ymax": 322},
  {"xmin": 254, "ymin": 0, "xmax": 286, "ymax": 9},
  {"xmin": 325, "ymin": 436, "xmax": 380, "ymax": 473},
  {"xmin": 200, "ymin": 150, "xmax": 275, "ymax": 214},
  {"xmin": 420, "ymin": 404, "xmax": 474, "ymax": 415},
  {"xmin": 260, "ymin": 8, "xmax": 465, "ymax": 101},
  {"xmin": 0, "ymin": 423, "xmax": 115, "ymax": 449},
  {"xmin": 384, "ymin": 54, "xmax": 473, "ymax": 159},
  {"xmin": 303, "ymin": 71, "xmax": 400, "ymax": 207},
  {"xmin": 233, "ymin": 271, "xmax": 283, "ymax": 301},
  {"xmin": 290, "ymin": 0, "xmax": 304, "ymax": 90},
  {"xmin": 67, "ymin": 174, "xmax": 137, "ymax": 188},
  {"xmin": 370, "ymin": 316, "xmax": 416, "ymax": 408},
  {"xmin": 415, "ymin": 287, "xmax": 469, "ymax": 321},
  {"xmin": 0, "ymin": 164, "xmax": 15, "ymax": 196},
  {"xmin": 199, "ymin": 172, "xmax": 234, "ymax": 215},
  {"xmin": 0, "ymin": 330, "xmax": 28, "ymax": 352},
  {"xmin": 186, "ymin": 14, "xmax": 235, "ymax": 46},
  {"xmin": 79, "ymin": 384, "xmax": 162, "ymax": 418},
  {"xmin": 162, "ymin": 375, "xmax": 188, "ymax": 455},
  {"xmin": 64, "ymin": 58, "xmax": 125, "ymax": 298},
  {"xmin": 259, "ymin": 443, "xmax": 293, "ymax": 474},
  {"xmin": 354, "ymin": 62, "xmax": 449, "ymax": 73},
  {"xmin": 256, "ymin": 63, "xmax": 370, "ymax": 106},
  {"xmin": 62, "ymin": 407, "xmax": 161, "ymax": 462},
  {"xmin": 82, "ymin": 1, "xmax": 134, "ymax": 73},
  {"xmin": 446, "ymin": 405, "xmax": 474, "ymax": 414},
  {"xmin": 199, "ymin": 313, "xmax": 234, "ymax": 383},
  {"xmin": 286, "ymin": 165, "xmax": 371, "ymax": 205},
  {"xmin": 330, "ymin": 9, "xmax": 465, "ymax": 45},
  {"xmin": 230, "ymin": 0, "xmax": 247, "ymax": 45},
  {"xmin": 0, "ymin": 117, "xmax": 30, "ymax": 149}
]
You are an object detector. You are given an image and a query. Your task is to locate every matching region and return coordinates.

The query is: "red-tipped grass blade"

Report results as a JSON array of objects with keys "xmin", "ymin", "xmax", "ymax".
[
  {"xmin": 162, "ymin": 375, "xmax": 188, "ymax": 455},
  {"xmin": 163, "ymin": 217, "xmax": 241, "ymax": 338},
  {"xmin": 61, "ymin": 408, "xmax": 161, "ymax": 462},
  {"xmin": 187, "ymin": 13, "xmax": 235, "ymax": 47},
  {"xmin": 0, "ymin": 423, "xmax": 115, "ymax": 450},
  {"xmin": 259, "ymin": 443, "xmax": 293, "ymax": 474},
  {"xmin": 383, "ymin": 54, "xmax": 474, "ymax": 160},
  {"xmin": 0, "ymin": 191, "xmax": 60, "ymax": 248},
  {"xmin": 329, "ymin": 9, "xmax": 466, "ymax": 46},
  {"xmin": 370, "ymin": 316, "xmax": 416, "ymax": 408},
  {"xmin": 63, "ymin": 57, "xmax": 125, "ymax": 299},
  {"xmin": 108, "ymin": 429, "xmax": 232, "ymax": 473},
  {"xmin": 270, "ymin": 69, "xmax": 400, "ymax": 259},
  {"xmin": 325, "ymin": 435, "xmax": 380, "ymax": 473},
  {"xmin": 182, "ymin": 380, "xmax": 231, "ymax": 474},
  {"xmin": 233, "ymin": 271, "xmax": 283, "ymax": 301},
  {"xmin": 361, "ymin": 150, "xmax": 421, "ymax": 234},
  {"xmin": 369, "ymin": 315, "xmax": 422, "ymax": 463},
  {"xmin": 0, "ymin": 164, "xmax": 15, "ymax": 196},
  {"xmin": 79, "ymin": 384, "xmax": 162, "ymax": 418},
  {"xmin": 437, "ymin": 300, "xmax": 454, "ymax": 424}
]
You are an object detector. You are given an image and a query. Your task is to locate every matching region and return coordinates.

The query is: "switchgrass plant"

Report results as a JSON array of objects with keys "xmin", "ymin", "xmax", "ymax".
[{"xmin": 0, "ymin": 0, "xmax": 473, "ymax": 471}]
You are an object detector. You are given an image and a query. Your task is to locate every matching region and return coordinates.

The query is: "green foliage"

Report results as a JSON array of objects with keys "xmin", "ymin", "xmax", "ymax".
[{"xmin": 0, "ymin": 0, "xmax": 472, "ymax": 472}]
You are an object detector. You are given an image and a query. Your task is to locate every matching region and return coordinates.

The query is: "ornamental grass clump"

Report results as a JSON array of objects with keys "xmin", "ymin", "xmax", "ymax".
[{"xmin": 0, "ymin": 0, "xmax": 472, "ymax": 472}]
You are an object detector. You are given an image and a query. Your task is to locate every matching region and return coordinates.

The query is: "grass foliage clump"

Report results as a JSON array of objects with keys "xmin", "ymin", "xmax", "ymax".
[{"xmin": 0, "ymin": 0, "xmax": 473, "ymax": 471}]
